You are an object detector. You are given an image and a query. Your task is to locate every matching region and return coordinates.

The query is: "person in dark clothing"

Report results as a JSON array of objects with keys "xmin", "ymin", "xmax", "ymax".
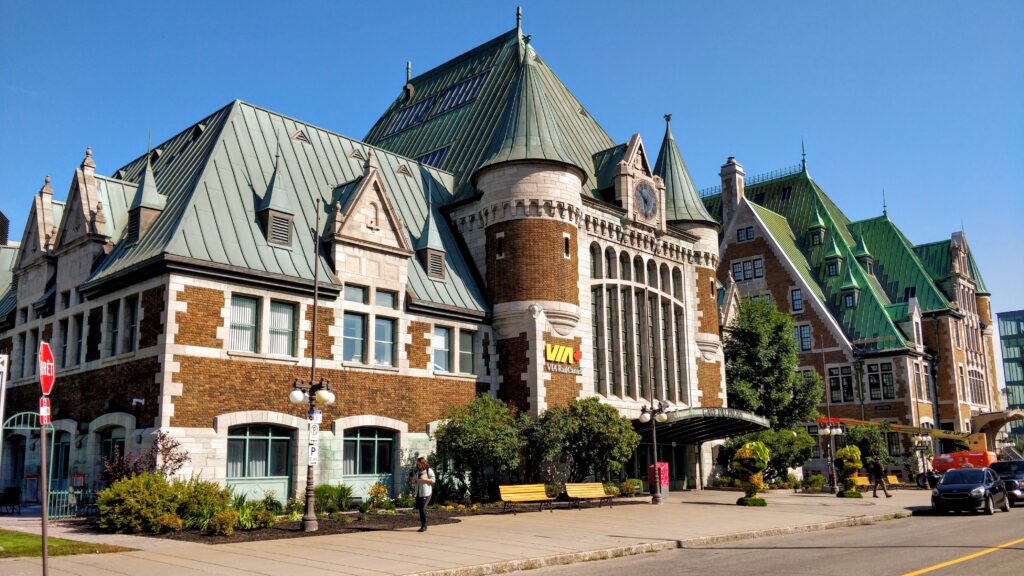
[
  {"xmin": 870, "ymin": 457, "xmax": 892, "ymax": 498},
  {"xmin": 409, "ymin": 456, "xmax": 435, "ymax": 532}
]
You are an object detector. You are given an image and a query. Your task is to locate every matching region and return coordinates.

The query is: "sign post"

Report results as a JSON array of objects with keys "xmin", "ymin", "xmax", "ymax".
[
  {"xmin": 0, "ymin": 354, "xmax": 8, "ymax": 485},
  {"xmin": 38, "ymin": 342, "xmax": 55, "ymax": 576}
]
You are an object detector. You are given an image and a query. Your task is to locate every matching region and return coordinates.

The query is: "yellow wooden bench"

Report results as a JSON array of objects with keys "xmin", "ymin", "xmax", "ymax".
[
  {"xmin": 499, "ymin": 484, "xmax": 554, "ymax": 514},
  {"xmin": 565, "ymin": 483, "xmax": 613, "ymax": 509},
  {"xmin": 886, "ymin": 474, "xmax": 902, "ymax": 487},
  {"xmin": 851, "ymin": 476, "xmax": 870, "ymax": 487}
]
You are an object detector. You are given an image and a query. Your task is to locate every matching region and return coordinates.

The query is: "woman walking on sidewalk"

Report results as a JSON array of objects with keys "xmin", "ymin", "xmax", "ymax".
[{"xmin": 409, "ymin": 456, "xmax": 435, "ymax": 532}]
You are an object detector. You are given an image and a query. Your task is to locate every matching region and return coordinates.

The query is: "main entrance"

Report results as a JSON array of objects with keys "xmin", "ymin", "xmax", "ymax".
[{"xmin": 0, "ymin": 411, "xmax": 79, "ymax": 517}]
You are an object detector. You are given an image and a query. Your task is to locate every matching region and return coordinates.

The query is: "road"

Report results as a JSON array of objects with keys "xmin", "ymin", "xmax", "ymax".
[{"xmin": 526, "ymin": 507, "xmax": 1023, "ymax": 576}]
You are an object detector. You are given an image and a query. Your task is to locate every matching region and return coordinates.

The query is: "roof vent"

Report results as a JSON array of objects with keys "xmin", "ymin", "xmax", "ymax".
[
  {"xmin": 292, "ymin": 130, "xmax": 311, "ymax": 145},
  {"xmin": 267, "ymin": 213, "xmax": 292, "ymax": 246},
  {"xmin": 350, "ymin": 149, "xmax": 366, "ymax": 161},
  {"xmin": 397, "ymin": 164, "xmax": 413, "ymax": 177},
  {"xmin": 149, "ymin": 148, "xmax": 163, "ymax": 163},
  {"xmin": 423, "ymin": 250, "xmax": 445, "ymax": 280}
]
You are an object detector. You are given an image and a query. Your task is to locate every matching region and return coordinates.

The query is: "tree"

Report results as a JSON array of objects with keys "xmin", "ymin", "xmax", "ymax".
[
  {"xmin": 546, "ymin": 398, "xmax": 640, "ymax": 482},
  {"xmin": 717, "ymin": 428, "xmax": 816, "ymax": 483},
  {"xmin": 843, "ymin": 424, "xmax": 889, "ymax": 464},
  {"xmin": 724, "ymin": 299, "xmax": 824, "ymax": 429},
  {"xmin": 834, "ymin": 445, "xmax": 863, "ymax": 498},
  {"xmin": 518, "ymin": 413, "xmax": 563, "ymax": 484},
  {"xmin": 434, "ymin": 396, "xmax": 522, "ymax": 502},
  {"xmin": 731, "ymin": 441, "xmax": 770, "ymax": 506}
]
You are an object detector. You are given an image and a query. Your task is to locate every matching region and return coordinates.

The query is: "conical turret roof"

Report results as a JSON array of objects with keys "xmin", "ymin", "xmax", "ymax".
[
  {"xmin": 474, "ymin": 43, "xmax": 584, "ymax": 181},
  {"xmin": 130, "ymin": 158, "xmax": 165, "ymax": 211},
  {"xmin": 654, "ymin": 116, "xmax": 716, "ymax": 226},
  {"xmin": 257, "ymin": 154, "xmax": 294, "ymax": 214}
]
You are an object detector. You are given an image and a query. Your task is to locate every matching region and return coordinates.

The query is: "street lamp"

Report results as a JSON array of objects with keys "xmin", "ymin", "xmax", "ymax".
[
  {"xmin": 819, "ymin": 424, "xmax": 843, "ymax": 494},
  {"xmin": 913, "ymin": 434, "xmax": 931, "ymax": 479},
  {"xmin": 289, "ymin": 376, "xmax": 335, "ymax": 532},
  {"xmin": 639, "ymin": 401, "xmax": 669, "ymax": 505}
]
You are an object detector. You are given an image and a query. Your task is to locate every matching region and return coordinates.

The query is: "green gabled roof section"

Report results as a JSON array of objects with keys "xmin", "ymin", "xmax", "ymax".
[
  {"xmin": 475, "ymin": 44, "xmax": 583, "ymax": 180},
  {"xmin": 364, "ymin": 28, "xmax": 614, "ymax": 201},
  {"xmin": 914, "ymin": 240, "xmax": 950, "ymax": 283},
  {"xmin": 967, "ymin": 251, "xmax": 989, "ymax": 295},
  {"xmin": 415, "ymin": 187, "xmax": 445, "ymax": 252},
  {"xmin": 700, "ymin": 192, "xmax": 722, "ymax": 224},
  {"xmin": 849, "ymin": 216, "xmax": 950, "ymax": 313},
  {"xmin": 592, "ymin": 143, "xmax": 626, "ymax": 196},
  {"xmin": 93, "ymin": 174, "xmax": 137, "ymax": 243},
  {"xmin": 256, "ymin": 156, "xmax": 294, "ymax": 215},
  {"xmin": 653, "ymin": 119, "xmax": 716, "ymax": 226},
  {"xmin": 129, "ymin": 159, "xmax": 165, "ymax": 212},
  {"xmin": 808, "ymin": 207, "xmax": 826, "ymax": 231},
  {"xmin": 854, "ymin": 234, "xmax": 872, "ymax": 259},
  {"xmin": 88, "ymin": 100, "xmax": 487, "ymax": 316},
  {"xmin": 841, "ymin": 265, "xmax": 859, "ymax": 291},
  {"xmin": 825, "ymin": 236, "xmax": 842, "ymax": 260},
  {"xmin": 747, "ymin": 202, "xmax": 825, "ymax": 302}
]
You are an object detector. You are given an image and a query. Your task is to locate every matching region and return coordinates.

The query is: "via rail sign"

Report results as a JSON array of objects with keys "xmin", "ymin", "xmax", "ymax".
[{"xmin": 39, "ymin": 341, "xmax": 55, "ymax": 396}]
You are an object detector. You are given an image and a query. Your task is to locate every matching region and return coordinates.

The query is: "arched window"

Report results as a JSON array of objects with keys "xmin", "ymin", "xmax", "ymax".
[
  {"xmin": 227, "ymin": 425, "xmax": 294, "ymax": 502},
  {"xmin": 590, "ymin": 243, "xmax": 602, "ymax": 279},
  {"xmin": 660, "ymin": 264, "xmax": 671, "ymax": 295},
  {"xmin": 343, "ymin": 427, "xmax": 395, "ymax": 476},
  {"xmin": 634, "ymin": 256, "xmax": 645, "ymax": 285},
  {"xmin": 52, "ymin": 431, "xmax": 71, "ymax": 490},
  {"xmin": 620, "ymin": 253, "xmax": 631, "ymax": 281},
  {"xmin": 672, "ymin": 268, "xmax": 683, "ymax": 300},
  {"xmin": 647, "ymin": 260, "xmax": 658, "ymax": 289},
  {"xmin": 99, "ymin": 427, "xmax": 125, "ymax": 464},
  {"xmin": 605, "ymin": 247, "xmax": 617, "ymax": 279}
]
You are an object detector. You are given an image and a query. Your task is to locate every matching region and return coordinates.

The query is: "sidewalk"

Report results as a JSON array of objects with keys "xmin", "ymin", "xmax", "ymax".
[{"xmin": 0, "ymin": 489, "xmax": 924, "ymax": 576}]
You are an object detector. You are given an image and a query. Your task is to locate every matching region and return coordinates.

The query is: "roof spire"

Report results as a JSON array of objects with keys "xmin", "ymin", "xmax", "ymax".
[
  {"xmin": 131, "ymin": 145, "xmax": 165, "ymax": 212},
  {"xmin": 417, "ymin": 183, "xmax": 444, "ymax": 252},
  {"xmin": 882, "ymin": 188, "xmax": 888, "ymax": 217},
  {"xmin": 516, "ymin": 6, "xmax": 522, "ymax": 34},
  {"xmin": 654, "ymin": 114, "xmax": 716, "ymax": 226},
  {"xmin": 258, "ymin": 137, "xmax": 293, "ymax": 215},
  {"xmin": 801, "ymin": 137, "xmax": 806, "ymax": 172},
  {"xmin": 406, "ymin": 61, "xmax": 412, "ymax": 83}
]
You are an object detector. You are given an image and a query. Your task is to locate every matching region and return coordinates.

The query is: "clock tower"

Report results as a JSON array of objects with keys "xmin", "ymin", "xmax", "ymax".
[{"xmin": 613, "ymin": 133, "xmax": 666, "ymax": 232}]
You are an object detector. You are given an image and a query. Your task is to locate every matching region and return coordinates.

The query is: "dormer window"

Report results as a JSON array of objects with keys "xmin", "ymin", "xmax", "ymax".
[
  {"xmin": 811, "ymin": 230, "xmax": 823, "ymax": 246},
  {"xmin": 843, "ymin": 293, "xmax": 856, "ymax": 308},
  {"xmin": 425, "ymin": 250, "xmax": 445, "ymax": 280},
  {"xmin": 827, "ymin": 260, "xmax": 839, "ymax": 277},
  {"xmin": 860, "ymin": 258, "xmax": 873, "ymax": 275}
]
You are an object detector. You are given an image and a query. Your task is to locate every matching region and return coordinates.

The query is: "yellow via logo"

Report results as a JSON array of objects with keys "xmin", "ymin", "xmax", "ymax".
[{"xmin": 545, "ymin": 343, "xmax": 582, "ymax": 365}]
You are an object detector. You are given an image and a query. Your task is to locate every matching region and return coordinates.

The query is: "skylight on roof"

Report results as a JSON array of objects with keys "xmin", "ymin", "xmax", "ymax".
[
  {"xmin": 417, "ymin": 146, "xmax": 451, "ymax": 168},
  {"xmin": 384, "ymin": 97, "xmax": 435, "ymax": 138},
  {"xmin": 431, "ymin": 71, "xmax": 488, "ymax": 117}
]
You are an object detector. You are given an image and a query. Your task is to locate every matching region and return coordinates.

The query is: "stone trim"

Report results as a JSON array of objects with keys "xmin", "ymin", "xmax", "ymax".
[{"xmin": 213, "ymin": 410, "xmax": 306, "ymax": 434}]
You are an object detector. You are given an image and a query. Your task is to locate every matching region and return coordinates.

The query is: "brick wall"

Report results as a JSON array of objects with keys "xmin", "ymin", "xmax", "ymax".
[
  {"xmin": 497, "ymin": 334, "xmax": 530, "ymax": 413},
  {"xmin": 170, "ymin": 356, "xmax": 477, "ymax": 431},
  {"xmin": 923, "ymin": 315, "xmax": 964, "ymax": 424},
  {"xmin": 175, "ymin": 286, "xmax": 224, "ymax": 348},
  {"xmin": 2, "ymin": 357, "xmax": 160, "ymax": 427},
  {"xmin": 406, "ymin": 321, "xmax": 431, "ymax": 370},
  {"xmin": 695, "ymin": 266, "xmax": 719, "ymax": 335},
  {"xmin": 543, "ymin": 333, "xmax": 581, "ymax": 408},
  {"xmin": 486, "ymin": 220, "xmax": 578, "ymax": 306},
  {"xmin": 303, "ymin": 305, "xmax": 335, "ymax": 360},
  {"xmin": 139, "ymin": 285, "xmax": 165, "ymax": 349},
  {"xmin": 697, "ymin": 359, "xmax": 724, "ymax": 407},
  {"xmin": 85, "ymin": 307, "xmax": 102, "ymax": 362}
]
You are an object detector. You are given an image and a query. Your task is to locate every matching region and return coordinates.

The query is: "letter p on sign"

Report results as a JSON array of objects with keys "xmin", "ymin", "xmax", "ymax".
[{"xmin": 39, "ymin": 341, "xmax": 55, "ymax": 396}]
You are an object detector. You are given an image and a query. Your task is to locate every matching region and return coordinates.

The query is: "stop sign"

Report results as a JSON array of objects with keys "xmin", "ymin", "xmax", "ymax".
[{"xmin": 39, "ymin": 341, "xmax": 55, "ymax": 395}]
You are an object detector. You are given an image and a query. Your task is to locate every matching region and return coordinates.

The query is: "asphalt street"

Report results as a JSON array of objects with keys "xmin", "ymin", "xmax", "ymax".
[{"xmin": 526, "ymin": 505, "xmax": 1023, "ymax": 576}]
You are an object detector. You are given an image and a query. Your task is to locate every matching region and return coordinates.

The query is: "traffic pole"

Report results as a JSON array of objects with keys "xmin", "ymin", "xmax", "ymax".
[{"xmin": 40, "ymin": 401, "xmax": 48, "ymax": 576}]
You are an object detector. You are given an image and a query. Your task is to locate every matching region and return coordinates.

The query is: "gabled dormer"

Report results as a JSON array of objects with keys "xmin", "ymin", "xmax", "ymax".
[
  {"xmin": 824, "ymin": 236, "xmax": 843, "ymax": 277},
  {"xmin": 416, "ymin": 193, "xmax": 446, "ymax": 281},
  {"xmin": 53, "ymin": 147, "xmax": 110, "ymax": 251},
  {"xmin": 807, "ymin": 207, "xmax": 826, "ymax": 246},
  {"xmin": 854, "ymin": 234, "xmax": 873, "ymax": 275},
  {"xmin": 257, "ymin": 153, "xmax": 294, "ymax": 247},
  {"xmin": 613, "ymin": 133, "xmax": 664, "ymax": 229},
  {"xmin": 840, "ymin": 265, "xmax": 860, "ymax": 308},
  {"xmin": 126, "ymin": 156, "xmax": 165, "ymax": 242},
  {"xmin": 13, "ymin": 176, "xmax": 58, "ymax": 272}
]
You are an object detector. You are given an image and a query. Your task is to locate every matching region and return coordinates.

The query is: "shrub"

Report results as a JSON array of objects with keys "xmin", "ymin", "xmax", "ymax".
[
  {"xmin": 261, "ymin": 491, "xmax": 284, "ymax": 515},
  {"xmin": 716, "ymin": 429, "xmax": 816, "ymax": 484},
  {"xmin": 367, "ymin": 483, "xmax": 391, "ymax": 509},
  {"xmin": 435, "ymin": 396, "xmax": 523, "ymax": 502},
  {"xmin": 330, "ymin": 511, "xmax": 351, "ymax": 523},
  {"xmin": 252, "ymin": 508, "xmax": 276, "ymax": 529},
  {"xmin": 175, "ymin": 477, "xmax": 231, "ymax": 531},
  {"xmin": 208, "ymin": 509, "xmax": 238, "ymax": 536},
  {"xmin": 803, "ymin": 473, "xmax": 826, "ymax": 491},
  {"xmin": 834, "ymin": 445, "xmax": 864, "ymax": 498},
  {"xmin": 731, "ymin": 441, "xmax": 770, "ymax": 506},
  {"xmin": 544, "ymin": 483, "xmax": 562, "ymax": 499},
  {"xmin": 99, "ymin": 432, "xmax": 191, "ymax": 487},
  {"xmin": 619, "ymin": 479, "xmax": 642, "ymax": 497},
  {"xmin": 395, "ymin": 492, "xmax": 416, "ymax": 508},
  {"xmin": 602, "ymin": 482, "xmax": 620, "ymax": 497},
  {"xmin": 96, "ymin": 472, "xmax": 177, "ymax": 533},
  {"xmin": 314, "ymin": 484, "xmax": 338, "ymax": 514},
  {"xmin": 544, "ymin": 398, "xmax": 641, "ymax": 482},
  {"xmin": 154, "ymin": 513, "xmax": 184, "ymax": 533}
]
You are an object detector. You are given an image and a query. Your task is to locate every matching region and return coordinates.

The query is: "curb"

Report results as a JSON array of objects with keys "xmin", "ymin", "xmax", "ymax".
[{"xmin": 408, "ymin": 512, "xmax": 909, "ymax": 576}]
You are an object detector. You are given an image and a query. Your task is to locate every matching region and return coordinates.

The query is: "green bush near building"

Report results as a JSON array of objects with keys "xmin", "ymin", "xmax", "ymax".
[{"xmin": 835, "ymin": 445, "xmax": 864, "ymax": 498}]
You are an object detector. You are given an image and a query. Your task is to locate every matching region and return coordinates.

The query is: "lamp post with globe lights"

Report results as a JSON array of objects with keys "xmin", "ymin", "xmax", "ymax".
[
  {"xmin": 639, "ymin": 401, "xmax": 670, "ymax": 505},
  {"xmin": 819, "ymin": 423, "xmax": 843, "ymax": 494}
]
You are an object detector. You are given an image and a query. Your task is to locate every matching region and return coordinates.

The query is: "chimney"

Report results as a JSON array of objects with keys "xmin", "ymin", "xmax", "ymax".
[
  {"xmin": 0, "ymin": 209, "xmax": 9, "ymax": 246},
  {"xmin": 720, "ymin": 156, "xmax": 745, "ymax": 229}
]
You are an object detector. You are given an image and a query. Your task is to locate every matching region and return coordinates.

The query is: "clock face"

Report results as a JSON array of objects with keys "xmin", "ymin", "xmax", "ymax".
[{"xmin": 635, "ymin": 182, "xmax": 657, "ymax": 219}]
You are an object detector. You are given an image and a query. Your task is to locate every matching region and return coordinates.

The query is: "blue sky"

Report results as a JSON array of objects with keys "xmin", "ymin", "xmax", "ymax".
[{"xmin": 1, "ymin": 0, "xmax": 1021, "ymax": 316}]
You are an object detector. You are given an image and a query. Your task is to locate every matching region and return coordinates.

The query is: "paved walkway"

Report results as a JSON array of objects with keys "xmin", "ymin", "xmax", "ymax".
[{"xmin": 0, "ymin": 489, "xmax": 926, "ymax": 576}]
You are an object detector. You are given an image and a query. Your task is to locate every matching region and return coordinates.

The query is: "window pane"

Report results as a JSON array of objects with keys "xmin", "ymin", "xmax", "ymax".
[
  {"xmin": 376, "ymin": 441, "xmax": 392, "ymax": 474},
  {"xmin": 753, "ymin": 259, "xmax": 764, "ymax": 278},
  {"xmin": 433, "ymin": 327, "xmax": 451, "ymax": 371},
  {"xmin": 228, "ymin": 439, "xmax": 246, "ymax": 478},
  {"xmin": 359, "ymin": 441, "xmax": 375, "ymax": 475},
  {"xmin": 270, "ymin": 439, "xmax": 289, "ymax": 477},
  {"xmin": 459, "ymin": 331, "xmax": 475, "ymax": 374},
  {"xmin": 344, "ymin": 285, "xmax": 366, "ymax": 304},
  {"xmin": 743, "ymin": 260, "xmax": 753, "ymax": 280},
  {"xmin": 248, "ymin": 439, "xmax": 269, "ymax": 477},
  {"xmin": 732, "ymin": 262, "xmax": 743, "ymax": 280},
  {"xmin": 230, "ymin": 295, "xmax": 259, "ymax": 352},
  {"xmin": 269, "ymin": 301, "xmax": 296, "ymax": 355},
  {"xmin": 343, "ymin": 313, "xmax": 365, "ymax": 362},
  {"xmin": 374, "ymin": 318, "xmax": 395, "ymax": 366},
  {"xmin": 376, "ymin": 290, "xmax": 397, "ymax": 309},
  {"xmin": 343, "ymin": 439, "xmax": 357, "ymax": 475}
]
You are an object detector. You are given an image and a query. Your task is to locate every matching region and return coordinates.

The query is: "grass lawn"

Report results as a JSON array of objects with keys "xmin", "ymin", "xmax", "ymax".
[{"xmin": 0, "ymin": 529, "xmax": 133, "ymax": 558}]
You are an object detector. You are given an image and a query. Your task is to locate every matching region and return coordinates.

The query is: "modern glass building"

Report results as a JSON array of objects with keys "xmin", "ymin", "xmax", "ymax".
[{"xmin": 998, "ymin": 310, "xmax": 1024, "ymax": 437}]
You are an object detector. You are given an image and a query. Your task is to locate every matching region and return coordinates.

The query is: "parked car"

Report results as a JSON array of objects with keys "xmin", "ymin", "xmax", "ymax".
[
  {"xmin": 989, "ymin": 460, "xmax": 1024, "ymax": 507},
  {"xmin": 932, "ymin": 467, "xmax": 1010, "ymax": 514}
]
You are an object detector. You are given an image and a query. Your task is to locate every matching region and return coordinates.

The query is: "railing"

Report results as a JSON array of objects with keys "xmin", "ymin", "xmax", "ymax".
[
  {"xmin": 48, "ymin": 487, "xmax": 93, "ymax": 519},
  {"xmin": 698, "ymin": 163, "xmax": 805, "ymax": 198}
]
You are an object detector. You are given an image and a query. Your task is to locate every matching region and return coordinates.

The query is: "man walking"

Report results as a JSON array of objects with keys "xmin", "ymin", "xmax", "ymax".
[
  {"xmin": 409, "ymin": 456, "xmax": 435, "ymax": 532},
  {"xmin": 870, "ymin": 456, "xmax": 892, "ymax": 498}
]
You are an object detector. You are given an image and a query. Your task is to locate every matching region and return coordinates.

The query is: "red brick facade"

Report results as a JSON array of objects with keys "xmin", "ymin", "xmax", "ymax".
[
  {"xmin": 496, "ymin": 334, "xmax": 530, "ymax": 413},
  {"xmin": 303, "ymin": 305, "xmax": 335, "ymax": 360},
  {"xmin": 486, "ymin": 220, "xmax": 578, "ymax": 306},
  {"xmin": 697, "ymin": 359, "xmax": 724, "ymax": 407},
  {"xmin": 139, "ymin": 285, "xmax": 165, "ymax": 349},
  {"xmin": 695, "ymin": 266, "xmax": 719, "ymax": 335},
  {"xmin": 543, "ymin": 333, "xmax": 582, "ymax": 408},
  {"xmin": 405, "ymin": 321, "xmax": 431, "ymax": 371},
  {"xmin": 175, "ymin": 286, "xmax": 224, "ymax": 348},
  {"xmin": 170, "ymin": 356, "xmax": 476, "ymax": 431}
]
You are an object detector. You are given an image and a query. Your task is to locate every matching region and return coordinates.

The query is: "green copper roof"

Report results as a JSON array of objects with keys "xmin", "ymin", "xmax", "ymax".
[
  {"xmin": 841, "ymin": 265, "xmax": 859, "ymax": 291},
  {"xmin": 475, "ymin": 44, "xmax": 583, "ymax": 180},
  {"xmin": 256, "ymin": 156, "xmax": 294, "ymax": 215},
  {"xmin": 364, "ymin": 28, "xmax": 613, "ymax": 201},
  {"xmin": 914, "ymin": 238, "xmax": 991, "ymax": 297},
  {"xmin": 967, "ymin": 251, "xmax": 989, "ymax": 295},
  {"xmin": 653, "ymin": 118, "xmax": 716, "ymax": 225},
  {"xmin": 592, "ymin": 143, "xmax": 626, "ymax": 196},
  {"xmin": 825, "ymin": 236, "xmax": 842, "ymax": 259},
  {"xmin": 854, "ymin": 234, "xmax": 872, "ymax": 259},
  {"xmin": 129, "ymin": 159, "xmax": 166, "ymax": 212},
  {"xmin": 748, "ymin": 203, "xmax": 825, "ymax": 302},
  {"xmin": 808, "ymin": 207, "xmax": 826, "ymax": 231},
  {"xmin": 415, "ymin": 188, "xmax": 445, "ymax": 252}
]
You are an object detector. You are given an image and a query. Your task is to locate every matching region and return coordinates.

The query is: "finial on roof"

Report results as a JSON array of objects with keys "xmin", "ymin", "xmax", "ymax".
[
  {"xmin": 664, "ymin": 113, "xmax": 672, "ymax": 124},
  {"xmin": 801, "ymin": 137, "xmax": 806, "ymax": 172},
  {"xmin": 82, "ymin": 146, "xmax": 95, "ymax": 169},
  {"xmin": 406, "ymin": 61, "xmax": 412, "ymax": 83},
  {"xmin": 523, "ymin": 34, "xmax": 532, "ymax": 45},
  {"xmin": 882, "ymin": 188, "xmax": 888, "ymax": 217},
  {"xmin": 40, "ymin": 175, "xmax": 53, "ymax": 196},
  {"xmin": 517, "ymin": 6, "xmax": 522, "ymax": 32},
  {"xmin": 147, "ymin": 130, "xmax": 152, "ymax": 155}
]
